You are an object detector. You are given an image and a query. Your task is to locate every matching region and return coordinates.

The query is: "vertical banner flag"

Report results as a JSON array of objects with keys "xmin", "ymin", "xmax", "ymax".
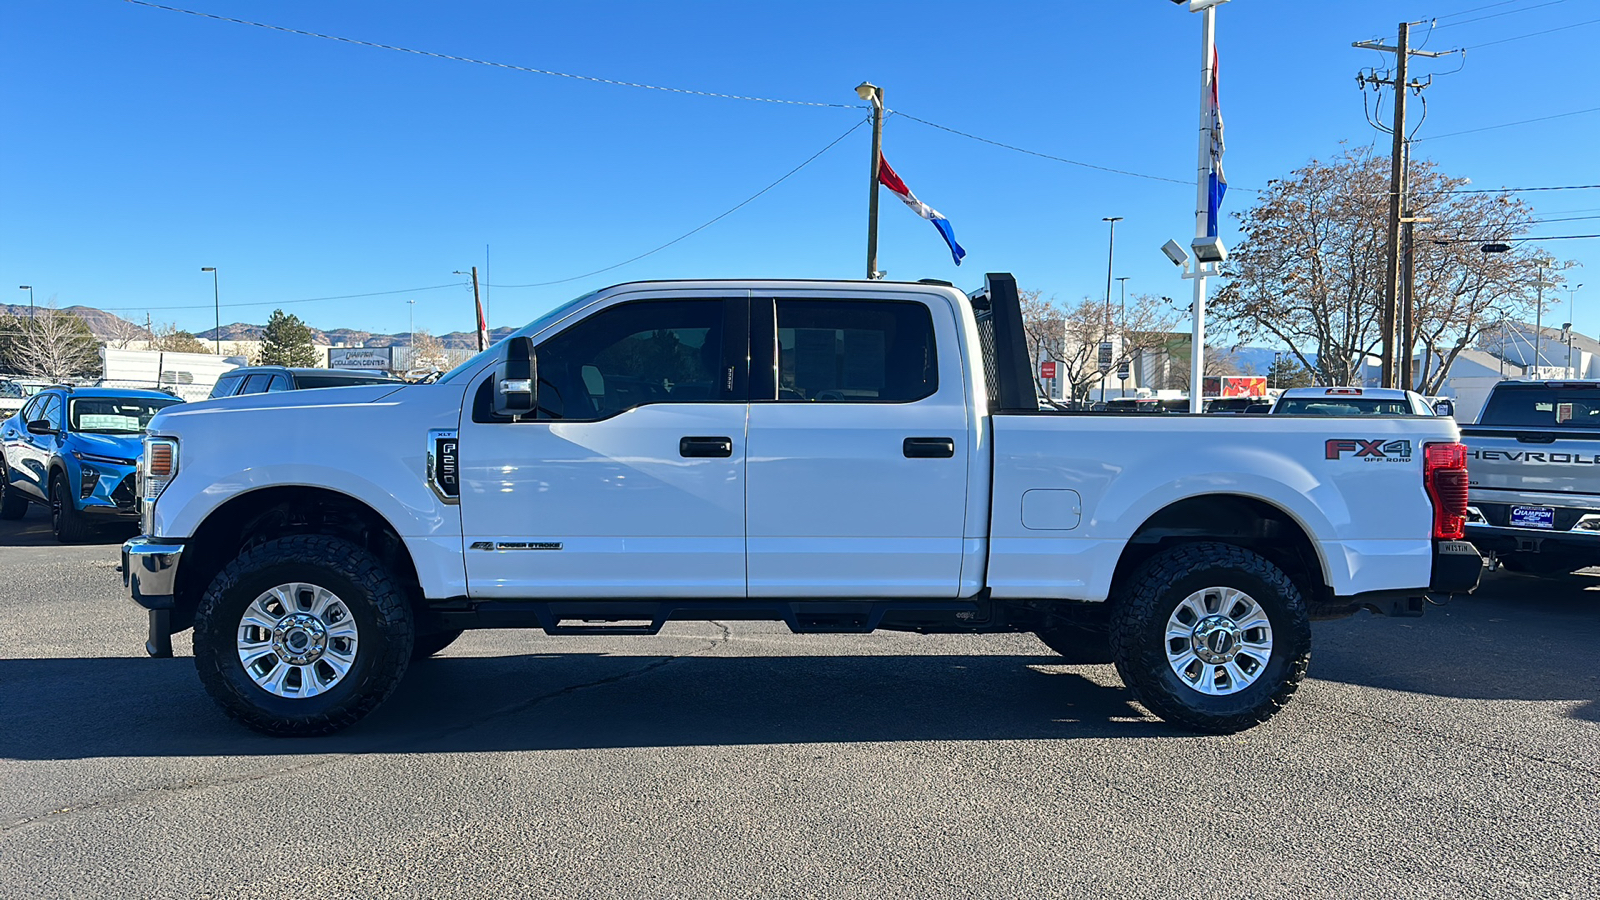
[
  {"xmin": 476, "ymin": 296, "xmax": 490, "ymax": 351},
  {"xmin": 878, "ymin": 154, "xmax": 966, "ymax": 266},
  {"xmin": 1207, "ymin": 47, "xmax": 1227, "ymax": 238}
]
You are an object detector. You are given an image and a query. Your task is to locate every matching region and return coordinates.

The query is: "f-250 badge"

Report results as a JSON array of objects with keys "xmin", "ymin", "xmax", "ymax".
[{"xmin": 1325, "ymin": 438, "xmax": 1413, "ymax": 462}]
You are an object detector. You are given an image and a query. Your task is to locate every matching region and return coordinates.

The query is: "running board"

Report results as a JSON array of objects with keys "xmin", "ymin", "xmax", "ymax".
[{"xmin": 431, "ymin": 599, "xmax": 998, "ymax": 636}]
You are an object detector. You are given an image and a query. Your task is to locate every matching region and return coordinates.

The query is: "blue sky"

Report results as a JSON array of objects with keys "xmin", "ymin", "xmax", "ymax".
[{"xmin": 2, "ymin": 0, "xmax": 1597, "ymax": 339}]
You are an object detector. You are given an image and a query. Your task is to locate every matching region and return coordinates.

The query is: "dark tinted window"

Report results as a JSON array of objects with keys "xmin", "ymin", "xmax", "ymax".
[
  {"xmin": 1274, "ymin": 398, "xmax": 1416, "ymax": 416},
  {"xmin": 267, "ymin": 374, "xmax": 291, "ymax": 392},
  {"xmin": 294, "ymin": 372, "xmax": 395, "ymax": 389},
  {"xmin": 774, "ymin": 300, "xmax": 937, "ymax": 403},
  {"xmin": 210, "ymin": 374, "xmax": 243, "ymax": 398},
  {"xmin": 1479, "ymin": 385, "xmax": 1600, "ymax": 428},
  {"xmin": 530, "ymin": 299, "xmax": 725, "ymax": 420},
  {"xmin": 241, "ymin": 373, "xmax": 276, "ymax": 394}
]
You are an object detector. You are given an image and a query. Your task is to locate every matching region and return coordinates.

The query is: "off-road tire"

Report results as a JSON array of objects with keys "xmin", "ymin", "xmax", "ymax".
[
  {"xmin": 1033, "ymin": 622, "xmax": 1114, "ymax": 665},
  {"xmin": 1110, "ymin": 541, "xmax": 1311, "ymax": 734},
  {"xmin": 0, "ymin": 461, "xmax": 27, "ymax": 520},
  {"xmin": 193, "ymin": 535, "xmax": 414, "ymax": 736},
  {"xmin": 49, "ymin": 473, "xmax": 95, "ymax": 543},
  {"xmin": 410, "ymin": 628, "xmax": 464, "ymax": 661}
]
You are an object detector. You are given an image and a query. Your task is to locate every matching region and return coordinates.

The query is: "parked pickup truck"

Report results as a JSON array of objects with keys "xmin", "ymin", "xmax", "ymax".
[
  {"xmin": 122, "ymin": 274, "xmax": 1480, "ymax": 736},
  {"xmin": 1462, "ymin": 379, "xmax": 1600, "ymax": 575}
]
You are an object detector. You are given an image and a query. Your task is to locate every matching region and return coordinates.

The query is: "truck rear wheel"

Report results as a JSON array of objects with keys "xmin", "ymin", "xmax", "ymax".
[
  {"xmin": 193, "ymin": 535, "xmax": 414, "ymax": 736},
  {"xmin": 1110, "ymin": 542, "xmax": 1310, "ymax": 734}
]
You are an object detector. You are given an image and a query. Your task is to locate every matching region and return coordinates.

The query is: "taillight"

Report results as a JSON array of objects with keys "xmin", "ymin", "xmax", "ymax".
[{"xmin": 1424, "ymin": 442, "xmax": 1469, "ymax": 540}]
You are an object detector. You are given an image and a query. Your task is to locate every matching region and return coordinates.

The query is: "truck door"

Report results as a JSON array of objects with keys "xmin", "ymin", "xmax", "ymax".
[
  {"xmin": 457, "ymin": 296, "xmax": 749, "ymax": 599},
  {"xmin": 745, "ymin": 295, "xmax": 971, "ymax": 598}
]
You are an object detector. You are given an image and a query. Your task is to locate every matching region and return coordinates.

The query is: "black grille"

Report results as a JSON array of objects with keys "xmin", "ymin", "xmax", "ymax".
[{"xmin": 112, "ymin": 475, "xmax": 137, "ymax": 511}]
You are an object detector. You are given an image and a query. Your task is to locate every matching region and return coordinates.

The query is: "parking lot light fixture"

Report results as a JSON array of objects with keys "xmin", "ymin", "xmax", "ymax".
[
  {"xmin": 17, "ymin": 285, "xmax": 33, "ymax": 319},
  {"xmin": 200, "ymin": 267, "xmax": 219, "ymax": 353}
]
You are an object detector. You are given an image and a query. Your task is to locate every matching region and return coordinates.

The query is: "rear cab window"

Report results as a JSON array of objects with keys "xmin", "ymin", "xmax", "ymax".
[
  {"xmin": 209, "ymin": 374, "xmax": 244, "ymax": 399},
  {"xmin": 1479, "ymin": 384, "xmax": 1600, "ymax": 428}
]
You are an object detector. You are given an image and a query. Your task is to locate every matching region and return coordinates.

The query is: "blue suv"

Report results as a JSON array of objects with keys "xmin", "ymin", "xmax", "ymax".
[{"xmin": 0, "ymin": 386, "xmax": 183, "ymax": 542}]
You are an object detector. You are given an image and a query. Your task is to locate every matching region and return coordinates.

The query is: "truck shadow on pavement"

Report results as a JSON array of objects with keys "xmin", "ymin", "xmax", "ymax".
[
  {"xmin": 0, "ymin": 504, "xmax": 133, "ymax": 547},
  {"xmin": 1311, "ymin": 569, "xmax": 1600, "ymax": 723},
  {"xmin": 0, "ymin": 652, "xmax": 1174, "ymax": 760}
]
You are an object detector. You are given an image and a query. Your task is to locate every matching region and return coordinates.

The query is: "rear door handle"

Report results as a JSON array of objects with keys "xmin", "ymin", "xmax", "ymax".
[
  {"xmin": 679, "ymin": 436, "xmax": 733, "ymax": 458},
  {"xmin": 903, "ymin": 437, "xmax": 956, "ymax": 459}
]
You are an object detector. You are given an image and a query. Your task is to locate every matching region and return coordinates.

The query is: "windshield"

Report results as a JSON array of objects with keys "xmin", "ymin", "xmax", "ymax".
[
  {"xmin": 1274, "ymin": 397, "xmax": 1417, "ymax": 416},
  {"xmin": 1479, "ymin": 385, "xmax": 1600, "ymax": 429},
  {"xmin": 434, "ymin": 290, "xmax": 601, "ymax": 385},
  {"xmin": 69, "ymin": 397, "xmax": 182, "ymax": 434}
]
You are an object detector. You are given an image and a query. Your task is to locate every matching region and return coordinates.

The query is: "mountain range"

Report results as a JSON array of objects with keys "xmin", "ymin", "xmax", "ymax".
[{"xmin": 0, "ymin": 303, "xmax": 514, "ymax": 350}]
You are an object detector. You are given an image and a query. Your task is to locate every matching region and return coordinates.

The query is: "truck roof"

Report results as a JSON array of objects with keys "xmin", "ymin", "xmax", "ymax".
[{"xmin": 1277, "ymin": 386, "xmax": 1418, "ymax": 400}]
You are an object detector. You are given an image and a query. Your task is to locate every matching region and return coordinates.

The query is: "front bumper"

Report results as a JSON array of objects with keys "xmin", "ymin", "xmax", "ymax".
[
  {"xmin": 122, "ymin": 536, "xmax": 185, "ymax": 611},
  {"xmin": 78, "ymin": 467, "xmax": 139, "ymax": 518}
]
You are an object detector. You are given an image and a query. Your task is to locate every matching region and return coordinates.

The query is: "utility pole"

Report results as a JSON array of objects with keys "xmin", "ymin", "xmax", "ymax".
[
  {"xmin": 470, "ymin": 266, "xmax": 484, "ymax": 351},
  {"xmin": 857, "ymin": 82, "xmax": 885, "ymax": 280},
  {"xmin": 1354, "ymin": 24, "xmax": 1448, "ymax": 388},
  {"xmin": 1568, "ymin": 283, "xmax": 1584, "ymax": 376}
]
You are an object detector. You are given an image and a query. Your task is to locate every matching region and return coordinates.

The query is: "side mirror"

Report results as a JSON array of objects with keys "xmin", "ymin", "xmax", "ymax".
[
  {"xmin": 25, "ymin": 419, "xmax": 55, "ymax": 436},
  {"xmin": 492, "ymin": 336, "xmax": 537, "ymax": 418}
]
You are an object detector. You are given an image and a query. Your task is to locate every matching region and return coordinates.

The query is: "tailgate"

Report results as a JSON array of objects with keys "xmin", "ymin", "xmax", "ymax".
[{"xmin": 1462, "ymin": 428, "xmax": 1600, "ymax": 496}]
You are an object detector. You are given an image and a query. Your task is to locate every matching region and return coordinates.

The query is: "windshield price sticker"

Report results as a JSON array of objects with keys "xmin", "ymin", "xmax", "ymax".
[{"xmin": 1509, "ymin": 506, "xmax": 1555, "ymax": 530}]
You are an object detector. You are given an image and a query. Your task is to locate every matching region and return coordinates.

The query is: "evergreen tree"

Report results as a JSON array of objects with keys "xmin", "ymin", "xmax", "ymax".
[
  {"xmin": 1267, "ymin": 353, "xmax": 1315, "ymax": 389},
  {"xmin": 258, "ymin": 309, "xmax": 319, "ymax": 367}
]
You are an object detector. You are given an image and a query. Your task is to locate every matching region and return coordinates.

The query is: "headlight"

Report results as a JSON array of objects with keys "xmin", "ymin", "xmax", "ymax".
[
  {"xmin": 142, "ymin": 437, "xmax": 178, "ymax": 504},
  {"xmin": 72, "ymin": 449, "xmax": 135, "ymax": 466}
]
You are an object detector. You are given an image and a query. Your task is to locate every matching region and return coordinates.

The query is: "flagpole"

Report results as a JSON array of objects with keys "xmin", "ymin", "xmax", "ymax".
[
  {"xmin": 857, "ymin": 82, "xmax": 885, "ymax": 280},
  {"xmin": 1187, "ymin": 0, "xmax": 1227, "ymax": 414}
]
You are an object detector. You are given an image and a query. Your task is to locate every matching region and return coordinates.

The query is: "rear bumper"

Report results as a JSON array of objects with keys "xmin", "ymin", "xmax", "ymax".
[{"xmin": 1430, "ymin": 539, "xmax": 1482, "ymax": 594}]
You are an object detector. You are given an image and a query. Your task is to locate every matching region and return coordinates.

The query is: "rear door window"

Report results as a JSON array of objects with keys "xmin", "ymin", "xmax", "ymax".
[
  {"xmin": 210, "ymin": 374, "xmax": 244, "ymax": 398},
  {"xmin": 240, "ymin": 374, "xmax": 276, "ymax": 394},
  {"xmin": 772, "ymin": 300, "xmax": 937, "ymax": 403}
]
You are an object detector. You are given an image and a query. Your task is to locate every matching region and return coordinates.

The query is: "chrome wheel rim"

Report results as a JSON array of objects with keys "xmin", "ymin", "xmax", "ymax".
[
  {"xmin": 237, "ymin": 582, "xmax": 359, "ymax": 698},
  {"xmin": 1164, "ymin": 586, "xmax": 1273, "ymax": 696}
]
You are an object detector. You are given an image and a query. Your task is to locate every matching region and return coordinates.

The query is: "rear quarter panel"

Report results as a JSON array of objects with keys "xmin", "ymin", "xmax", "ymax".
[{"xmin": 988, "ymin": 414, "xmax": 1460, "ymax": 601}]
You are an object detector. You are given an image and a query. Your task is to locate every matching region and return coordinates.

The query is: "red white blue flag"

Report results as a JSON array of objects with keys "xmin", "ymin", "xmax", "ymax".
[
  {"xmin": 878, "ymin": 154, "xmax": 966, "ymax": 266},
  {"xmin": 1207, "ymin": 47, "xmax": 1227, "ymax": 238},
  {"xmin": 476, "ymin": 296, "xmax": 490, "ymax": 351}
]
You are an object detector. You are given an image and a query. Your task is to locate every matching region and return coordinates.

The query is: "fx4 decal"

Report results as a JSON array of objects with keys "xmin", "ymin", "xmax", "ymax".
[{"xmin": 1325, "ymin": 438, "xmax": 1413, "ymax": 462}]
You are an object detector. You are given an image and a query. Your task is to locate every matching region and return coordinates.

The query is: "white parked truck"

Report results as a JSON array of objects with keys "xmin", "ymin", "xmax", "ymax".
[{"xmin": 122, "ymin": 274, "xmax": 1481, "ymax": 735}]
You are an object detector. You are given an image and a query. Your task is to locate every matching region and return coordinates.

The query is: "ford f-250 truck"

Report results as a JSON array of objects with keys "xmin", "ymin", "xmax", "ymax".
[
  {"xmin": 1463, "ymin": 379, "xmax": 1600, "ymax": 575},
  {"xmin": 122, "ymin": 274, "xmax": 1480, "ymax": 736}
]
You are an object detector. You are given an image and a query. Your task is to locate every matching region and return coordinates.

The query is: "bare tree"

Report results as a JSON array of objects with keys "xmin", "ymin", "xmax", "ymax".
[
  {"xmin": 100, "ymin": 315, "xmax": 149, "ymax": 350},
  {"xmin": 0, "ymin": 305, "xmax": 101, "ymax": 382},
  {"xmin": 150, "ymin": 324, "xmax": 212, "ymax": 354},
  {"xmin": 1020, "ymin": 289, "xmax": 1180, "ymax": 404},
  {"xmin": 1213, "ymin": 145, "xmax": 1558, "ymax": 390}
]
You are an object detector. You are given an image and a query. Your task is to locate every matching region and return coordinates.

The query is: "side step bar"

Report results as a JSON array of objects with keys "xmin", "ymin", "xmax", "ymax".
[{"xmin": 433, "ymin": 599, "xmax": 999, "ymax": 636}]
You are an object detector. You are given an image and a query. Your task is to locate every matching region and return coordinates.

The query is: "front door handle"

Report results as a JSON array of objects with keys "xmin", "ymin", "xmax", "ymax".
[
  {"xmin": 679, "ymin": 436, "xmax": 733, "ymax": 458},
  {"xmin": 903, "ymin": 437, "xmax": 955, "ymax": 459}
]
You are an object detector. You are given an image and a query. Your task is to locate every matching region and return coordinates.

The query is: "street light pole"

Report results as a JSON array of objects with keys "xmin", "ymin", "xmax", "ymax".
[
  {"xmin": 1116, "ymin": 275, "xmax": 1131, "ymax": 398},
  {"xmin": 857, "ymin": 82, "xmax": 885, "ymax": 280},
  {"xmin": 1567, "ymin": 283, "xmax": 1584, "ymax": 376},
  {"xmin": 16, "ymin": 285, "xmax": 33, "ymax": 319},
  {"xmin": 200, "ymin": 267, "xmax": 220, "ymax": 353},
  {"xmin": 1101, "ymin": 216, "xmax": 1122, "ymax": 403}
]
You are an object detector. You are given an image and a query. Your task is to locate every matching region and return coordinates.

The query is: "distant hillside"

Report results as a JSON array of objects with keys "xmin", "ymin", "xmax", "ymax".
[{"xmin": 1, "ymin": 303, "xmax": 149, "ymax": 342}]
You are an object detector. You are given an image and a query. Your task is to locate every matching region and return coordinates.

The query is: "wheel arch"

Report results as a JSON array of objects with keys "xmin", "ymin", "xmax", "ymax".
[
  {"xmin": 173, "ymin": 485, "xmax": 423, "ymax": 630},
  {"xmin": 1111, "ymin": 493, "xmax": 1334, "ymax": 615}
]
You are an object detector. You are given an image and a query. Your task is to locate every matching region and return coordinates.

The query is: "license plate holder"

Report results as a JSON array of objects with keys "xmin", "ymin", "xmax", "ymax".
[{"xmin": 1509, "ymin": 505, "xmax": 1556, "ymax": 529}]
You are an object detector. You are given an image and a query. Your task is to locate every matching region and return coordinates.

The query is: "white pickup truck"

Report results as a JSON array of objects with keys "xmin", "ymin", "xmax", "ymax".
[{"xmin": 122, "ymin": 274, "xmax": 1481, "ymax": 736}]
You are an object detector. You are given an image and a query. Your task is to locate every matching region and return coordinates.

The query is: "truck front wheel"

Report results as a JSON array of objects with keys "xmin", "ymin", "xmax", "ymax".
[
  {"xmin": 193, "ymin": 535, "xmax": 414, "ymax": 736},
  {"xmin": 1110, "ymin": 542, "xmax": 1311, "ymax": 734}
]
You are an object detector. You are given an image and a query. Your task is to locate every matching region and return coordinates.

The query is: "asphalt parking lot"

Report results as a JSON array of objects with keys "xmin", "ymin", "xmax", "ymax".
[{"xmin": 1, "ymin": 505, "xmax": 1597, "ymax": 899}]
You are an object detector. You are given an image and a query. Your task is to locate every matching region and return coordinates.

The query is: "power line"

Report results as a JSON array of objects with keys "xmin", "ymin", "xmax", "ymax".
[
  {"xmin": 1416, "ymin": 183, "xmax": 1600, "ymax": 194},
  {"xmin": 1415, "ymin": 104, "xmax": 1600, "ymax": 141},
  {"xmin": 1431, "ymin": 0, "xmax": 1573, "ymax": 30},
  {"xmin": 1431, "ymin": 0, "xmax": 1531, "ymax": 22},
  {"xmin": 888, "ymin": 110, "xmax": 1195, "ymax": 187},
  {"xmin": 120, "ymin": 0, "xmax": 856, "ymax": 110},
  {"xmin": 491, "ymin": 117, "xmax": 870, "ymax": 289},
  {"xmin": 1460, "ymin": 15, "xmax": 1600, "ymax": 49},
  {"xmin": 96, "ymin": 282, "xmax": 466, "ymax": 313}
]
